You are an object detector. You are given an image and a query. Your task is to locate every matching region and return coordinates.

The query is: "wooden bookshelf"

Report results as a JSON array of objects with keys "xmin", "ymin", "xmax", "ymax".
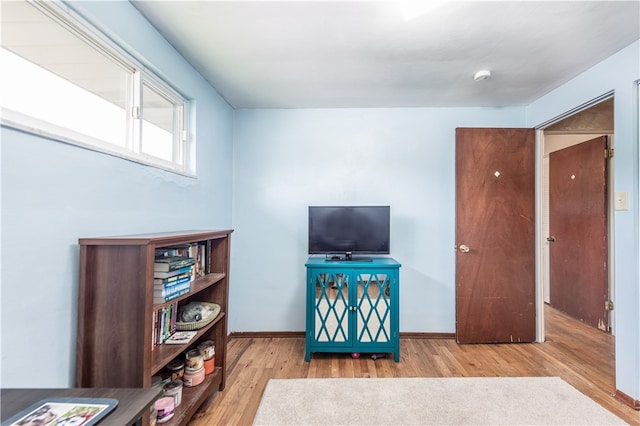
[{"xmin": 76, "ymin": 230, "xmax": 233, "ymax": 426}]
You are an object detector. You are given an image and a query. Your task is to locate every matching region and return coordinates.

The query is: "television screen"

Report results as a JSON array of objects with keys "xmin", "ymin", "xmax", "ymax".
[{"xmin": 308, "ymin": 206, "xmax": 390, "ymax": 258}]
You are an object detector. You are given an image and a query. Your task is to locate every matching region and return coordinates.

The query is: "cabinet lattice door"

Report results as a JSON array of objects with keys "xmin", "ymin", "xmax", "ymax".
[
  {"xmin": 306, "ymin": 256, "xmax": 400, "ymax": 361},
  {"xmin": 355, "ymin": 272, "xmax": 391, "ymax": 343},
  {"xmin": 314, "ymin": 272, "xmax": 350, "ymax": 342}
]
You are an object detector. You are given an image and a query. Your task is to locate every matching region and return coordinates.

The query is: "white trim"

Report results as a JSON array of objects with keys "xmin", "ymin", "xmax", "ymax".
[
  {"xmin": 535, "ymin": 93, "xmax": 616, "ymax": 341},
  {"xmin": 535, "ymin": 129, "xmax": 545, "ymax": 343},
  {"xmin": 1, "ymin": 109, "xmax": 195, "ymax": 178},
  {"xmin": 607, "ymin": 133, "xmax": 616, "ymax": 335}
]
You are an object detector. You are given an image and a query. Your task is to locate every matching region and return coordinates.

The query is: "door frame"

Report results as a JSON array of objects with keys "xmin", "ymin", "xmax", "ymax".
[{"xmin": 534, "ymin": 91, "xmax": 615, "ymax": 342}]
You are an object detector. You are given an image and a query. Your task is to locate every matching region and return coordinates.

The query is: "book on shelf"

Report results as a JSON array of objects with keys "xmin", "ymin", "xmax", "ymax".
[
  {"xmin": 155, "ymin": 244, "xmax": 192, "ymax": 258},
  {"xmin": 154, "ymin": 307, "xmax": 164, "ymax": 347},
  {"xmin": 154, "ymin": 283, "xmax": 190, "ymax": 304},
  {"xmin": 154, "ymin": 280, "xmax": 190, "ymax": 296},
  {"xmin": 154, "ymin": 256, "xmax": 196, "ymax": 272},
  {"xmin": 154, "ymin": 288, "xmax": 190, "ymax": 304},
  {"xmin": 170, "ymin": 300, "xmax": 177, "ymax": 334},
  {"xmin": 154, "ymin": 274, "xmax": 191, "ymax": 289},
  {"xmin": 152, "ymin": 310, "xmax": 157, "ymax": 349},
  {"xmin": 154, "ymin": 271, "xmax": 192, "ymax": 286},
  {"xmin": 154, "ymin": 265, "xmax": 193, "ymax": 279},
  {"xmin": 191, "ymin": 242, "xmax": 208, "ymax": 278},
  {"xmin": 164, "ymin": 331, "xmax": 197, "ymax": 345}
]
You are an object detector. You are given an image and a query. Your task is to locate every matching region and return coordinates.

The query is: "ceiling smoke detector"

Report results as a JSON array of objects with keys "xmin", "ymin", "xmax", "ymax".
[{"xmin": 474, "ymin": 70, "xmax": 491, "ymax": 81}]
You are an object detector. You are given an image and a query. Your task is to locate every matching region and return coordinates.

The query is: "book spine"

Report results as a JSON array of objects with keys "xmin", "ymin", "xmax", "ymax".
[
  {"xmin": 152, "ymin": 311, "xmax": 157, "ymax": 350},
  {"xmin": 164, "ymin": 288, "xmax": 190, "ymax": 303},
  {"xmin": 155, "ymin": 310, "xmax": 160, "ymax": 348},
  {"xmin": 158, "ymin": 307, "xmax": 166, "ymax": 345},
  {"xmin": 164, "ymin": 304, "xmax": 171, "ymax": 342},
  {"xmin": 171, "ymin": 301, "xmax": 178, "ymax": 334},
  {"xmin": 193, "ymin": 243, "xmax": 207, "ymax": 278},
  {"xmin": 153, "ymin": 265, "xmax": 194, "ymax": 279},
  {"xmin": 155, "ymin": 279, "xmax": 190, "ymax": 291},
  {"xmin": 154, "ymin": 272, "xmax": 191, "ymax": 285},
  {"xmin": 154, "ymin": 287, "xmax": 190, "ymax": 304},
  {"xmin": 154, "ymin": 280, "xmax": 191, "ymax": 295},
  {"xmin": 154, "ymin": 258, "xmax": 196, "ymax": 272},
  {"xmin": 188, "ymin": 244, "xmax": 197, "ymax": 266},
  {"xmin": 200, "ymin": 243, "xmax": 207, "ymax": 275},
  {"xmin": 155, "ymin": 244, "xmax": 191, "ymax": 258},
  {"xmin": 154, "ymin": 276, "xmax": 191, "ymax": 289}
]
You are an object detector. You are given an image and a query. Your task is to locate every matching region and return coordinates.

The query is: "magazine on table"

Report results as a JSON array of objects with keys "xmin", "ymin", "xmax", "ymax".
[{"xmin": 2, "ymin": 397, "xmax": 118, "ymax": 426}]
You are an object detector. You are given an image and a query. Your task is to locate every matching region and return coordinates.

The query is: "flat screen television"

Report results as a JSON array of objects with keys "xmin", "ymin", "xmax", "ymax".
[{"xmin": 308, "ymin": 205, "xmax": 390, "ymax": 261}]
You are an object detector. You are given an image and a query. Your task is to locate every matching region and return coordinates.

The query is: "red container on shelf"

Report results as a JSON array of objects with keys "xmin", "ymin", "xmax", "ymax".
[{"xmin": 203, "ymin": 357, "xmax": 215, "ymax": 375}]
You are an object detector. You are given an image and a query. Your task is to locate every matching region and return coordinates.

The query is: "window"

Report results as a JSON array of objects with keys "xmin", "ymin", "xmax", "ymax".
[
  {"xmin": 0, "ymin": 0, "xmax": 193, "ymax": 175},
  {"xmin": 140, "ymin": 80, "xmax": 185, "ymax": 166}
]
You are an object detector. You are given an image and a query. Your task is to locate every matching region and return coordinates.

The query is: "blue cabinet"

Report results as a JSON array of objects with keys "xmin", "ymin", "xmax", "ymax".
[{"xmin": 305, "ymin": 256, "xmax": 401, "ymax": 362}]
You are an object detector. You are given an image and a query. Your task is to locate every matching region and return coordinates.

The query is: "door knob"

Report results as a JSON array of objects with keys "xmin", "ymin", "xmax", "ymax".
[
  {"xmin": 546, "ymin": 236, "xmax": 556, "ymax": 242},
  {"xmin": 458, "ymin": 244, "xmax": 470, "ymax": 253}
]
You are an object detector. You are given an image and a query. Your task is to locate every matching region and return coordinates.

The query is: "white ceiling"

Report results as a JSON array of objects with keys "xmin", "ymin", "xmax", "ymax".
[{"xmin": 131, "ymin": 1, "xmax": 640, "ymax": 109}]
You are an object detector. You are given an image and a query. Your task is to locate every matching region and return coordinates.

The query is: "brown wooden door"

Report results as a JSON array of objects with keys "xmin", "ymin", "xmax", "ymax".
[
  {"xmin": 548, "ymin": 136, "xmax": 609, "ymax": 331},
  {"xmin": 455, "ymin": 128, "xmax": 536, "ymax": 343}
]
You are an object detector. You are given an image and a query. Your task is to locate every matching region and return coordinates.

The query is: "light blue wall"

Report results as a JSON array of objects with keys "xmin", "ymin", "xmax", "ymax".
[
  {"xmin": 2, "ymin": 0, "xmax": 638, "ymax": 404},
  {"xmin": 0, "ymin": 1, "xmax": 233, "ymax": 387},
  {"xmin": 231, "ymin": 42, "xmax": 640, "ymax": 401},
  {"xmin": 527, "ymin": 40, "xmax": 640, "ymax": 403},
  {"xmin": 230, "ymin": 107, "xmax": 526, "ymax": 333}
]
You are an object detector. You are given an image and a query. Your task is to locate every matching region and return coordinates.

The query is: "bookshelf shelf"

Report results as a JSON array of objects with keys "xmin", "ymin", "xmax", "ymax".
[
  {"xmin": 150, "ymin": 313, "xmax": 225, "ymax": 375},
  {"xmin": 76, "ymin": 229, "xmax": 233, "ymax": 426}
]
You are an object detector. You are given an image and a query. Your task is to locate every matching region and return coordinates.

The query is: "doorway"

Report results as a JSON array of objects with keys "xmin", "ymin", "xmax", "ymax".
[
  {"xmin": 540, "ymin": 96, "xmax": 614, "ymax": 334},
  {"xmin": 453, "ymin": 97, "xmax": 614, "ymax": 343}
]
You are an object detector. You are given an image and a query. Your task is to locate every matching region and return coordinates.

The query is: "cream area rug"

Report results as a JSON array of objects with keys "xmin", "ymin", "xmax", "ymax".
[{"xmin": 253, "ymin": 377, "xmax": 627, "ymax": 425}]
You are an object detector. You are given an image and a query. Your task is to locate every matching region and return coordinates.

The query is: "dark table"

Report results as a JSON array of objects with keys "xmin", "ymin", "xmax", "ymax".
[{"xmin": 1, "ymin": 388, "xmax": 162, "ymax": 426}]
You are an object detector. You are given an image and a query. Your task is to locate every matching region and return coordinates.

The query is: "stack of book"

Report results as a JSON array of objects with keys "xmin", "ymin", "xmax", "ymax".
[
  {"xmin": 154, "ymin": 255, "xmax": 196, "ymax": 304},
  {"xmin": 155, "ymin": 242, "xmax": 208, "ymax": 279}
]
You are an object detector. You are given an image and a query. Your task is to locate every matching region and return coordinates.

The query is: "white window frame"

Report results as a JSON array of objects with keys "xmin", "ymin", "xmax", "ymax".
[
  {"xmin": 137, "ymin": 75, "xmax": 188, "ymax": 171},
  {"xmin": 0, "ymin": 0, "xmax": 195, "ymax": 176}
]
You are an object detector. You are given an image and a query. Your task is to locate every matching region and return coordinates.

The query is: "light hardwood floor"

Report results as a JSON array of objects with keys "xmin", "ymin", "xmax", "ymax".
[{"xmin": 190, "ymin": 305, "xmax": 639, "ymax": 425}]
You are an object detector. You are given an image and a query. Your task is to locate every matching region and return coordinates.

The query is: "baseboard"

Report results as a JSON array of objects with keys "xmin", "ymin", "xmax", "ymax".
[
  {"xmin": 228, "ymin": 331, "xmax": 455, "ymax": 339},
  {"xmin": 615, "ymin": 389, "xmax": 640, "ymax": 410},
  {"xmin": 229, "ymin": 331, "xmax": 305, "ymax": 338},
  {"xmin": 400, "ymin": 332, "xmax": 456, "ymax": 339}
]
